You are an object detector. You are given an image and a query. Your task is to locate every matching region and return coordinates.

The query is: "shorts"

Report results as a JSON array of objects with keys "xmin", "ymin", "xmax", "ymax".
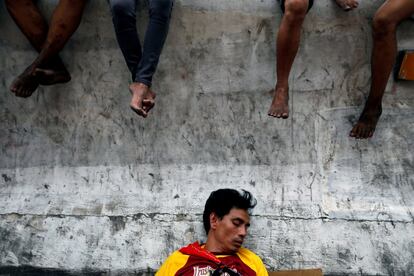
[{"xmin": 278, "ymin": 0, "xmax": 314, "ymax": 13}]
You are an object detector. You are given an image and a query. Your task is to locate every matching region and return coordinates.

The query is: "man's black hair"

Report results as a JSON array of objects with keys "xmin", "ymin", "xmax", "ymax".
[{"xmin": 203, "ymin": 189, "xmax": 257, "ymax": 234}]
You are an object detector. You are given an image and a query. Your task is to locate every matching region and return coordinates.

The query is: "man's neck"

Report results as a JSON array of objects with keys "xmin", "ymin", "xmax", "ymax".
[{"xmin": 204, "ymin": 236, "xmax": 236, "ymax": 255}]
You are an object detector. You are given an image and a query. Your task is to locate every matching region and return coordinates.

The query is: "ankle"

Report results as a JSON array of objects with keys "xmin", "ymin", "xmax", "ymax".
[
  {"xmin": 275, "ymin": 84, "xmax": 289, "ymax": 91},
  {"xmin": 363, "ymin": 103, "xmax": 382, "ymax": 114},
  {"xmin": 130, "ymin": 82, "xmax": 149, "ymax": 89}
]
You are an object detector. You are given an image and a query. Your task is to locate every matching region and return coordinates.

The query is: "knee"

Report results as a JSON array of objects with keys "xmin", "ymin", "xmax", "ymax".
[
  {"xmin": 110, "ymin": 0, "xmax": 135, "ymax": 18},
  {"xmin": 284, "ymin": 0, "xmax": 308, "ymax": 22},
  {"xmin": 372, "ymin": 11, "xmax": 396, "ymax": 38},
  {"xmin": 150, "ymin": 0, "xmax": 173, "ymax": 19}
]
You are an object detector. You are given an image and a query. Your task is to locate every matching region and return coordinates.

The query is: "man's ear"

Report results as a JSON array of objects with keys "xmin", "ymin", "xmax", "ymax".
[{"xmin": 209, "ymin": 212, "xmax": 219, "ymax": 230}]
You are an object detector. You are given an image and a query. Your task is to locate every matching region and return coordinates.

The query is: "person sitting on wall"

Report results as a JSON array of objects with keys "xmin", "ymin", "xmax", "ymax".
[
  {"xmin": 5, "ymin": 0, "xmax": 87, "ymax": 98},
  {"xmin": 268, "ymin": 0, "xmax": 359, "ymax": 119},
  {"xmin": 349, "ymin": 0, "xmax": 414, "ymax": 138},
  {"xmin": 109, "ymin": 0, "xmax": 173, "ymax": 118},
  {"xmin": 156, "ymin": 189, "xmax": 268, "ymax": 276}
]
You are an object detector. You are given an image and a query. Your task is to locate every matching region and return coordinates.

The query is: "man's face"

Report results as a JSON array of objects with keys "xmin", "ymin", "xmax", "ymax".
[{"xmin": 210, "ymin": 208, "xmax": 250, "ymax": 254}]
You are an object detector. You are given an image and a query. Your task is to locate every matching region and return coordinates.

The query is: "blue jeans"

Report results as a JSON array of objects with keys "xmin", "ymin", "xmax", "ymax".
[{"xmin": 109, "ymin": 0, "xmax": 173, "ymax": 87}]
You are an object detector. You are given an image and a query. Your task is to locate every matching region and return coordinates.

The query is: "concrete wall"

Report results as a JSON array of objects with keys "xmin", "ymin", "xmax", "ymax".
[{"xmin": 1, "ymin": 0, "xmax": 414, "ymax": 275}]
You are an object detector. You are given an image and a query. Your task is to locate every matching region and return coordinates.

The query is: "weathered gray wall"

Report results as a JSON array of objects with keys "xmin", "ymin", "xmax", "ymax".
[{"xmin": 1, "ymin": 0, "xmax": 414, "ymax": 275}]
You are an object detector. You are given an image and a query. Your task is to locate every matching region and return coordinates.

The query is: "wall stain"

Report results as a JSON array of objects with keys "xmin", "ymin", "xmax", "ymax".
[
  {"xmin": 109, "ymin": 216, "xmax": 126, "ymax": 234},
  {"xmin": 1, "ymin": 174, "xmax": 11, "ymax": 182}
]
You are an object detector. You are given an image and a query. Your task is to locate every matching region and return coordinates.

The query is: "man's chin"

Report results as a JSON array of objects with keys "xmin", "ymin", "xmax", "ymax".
[{"xmin": 232, "ymin": 242, "xmax": 243, "ymax": 251}]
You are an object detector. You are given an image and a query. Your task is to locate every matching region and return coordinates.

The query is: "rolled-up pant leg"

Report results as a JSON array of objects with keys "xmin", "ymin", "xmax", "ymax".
[
  {"xmin": 109, "ymin": 0, "xmax": 142, "ymax": 80},
  {"xmin": 134, "ymin": 0, "xmax": 173, "ymax": 87},
  {"xmin": 279, "ymin": 0, "xmax": 314, "ymax": 13}
]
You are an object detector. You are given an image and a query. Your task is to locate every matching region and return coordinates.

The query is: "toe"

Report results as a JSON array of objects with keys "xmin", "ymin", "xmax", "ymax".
[
  {"xmin": 349, "ymin": 128, "xmax": 356, "ymax": 137},
  {"xmin": 356, "ymin": 127, "xmax": 364, "ymax": 139},
  {"xmin": 22, "ymin": 89, "xmax": 31, "ymax": 98},
  {"xmin": 361, "ymin": 128, "xmax": 369, "ymax": 138},
  {"xmin": 366, "ymin": 127, "xmax": 375, "ymax": 139},
  {"xmin": 268, "ymin": 107, "xmax": 276, "ymax": 117},
  {"xmin": 350, "ymin": 125, "xmax": 359, "ymax": 138},
  {"xmin": 142, "ymin": 99, "xmax": 155, "ymax": 113},
  {"xmin": 15, "ymin": 89, "xmax": 25, "ymax": 97},
  {"xmin": 130, "ymin": 105, "xmax": 148, "ymax": 118}
]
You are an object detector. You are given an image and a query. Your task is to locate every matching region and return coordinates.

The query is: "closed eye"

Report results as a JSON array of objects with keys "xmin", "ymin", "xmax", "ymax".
[{"xmin": 232, "ymin": 218, "xmax": 247, "ymax": 227}]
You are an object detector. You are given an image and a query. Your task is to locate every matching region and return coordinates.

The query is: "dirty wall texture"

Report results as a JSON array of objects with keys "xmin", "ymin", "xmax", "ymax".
[{"xmin": 0, "ymin": 0, "xmax": 413, "ymax": 275}]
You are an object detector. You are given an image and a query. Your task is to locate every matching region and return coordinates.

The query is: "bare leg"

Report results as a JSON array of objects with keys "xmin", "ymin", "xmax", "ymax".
[
  {"xmin": 5, "ymin": 0, "xmax": 71, "ymax": 90},
  {"xmin": 334, "ymin": 0, "xmax": 359, "ymax": 11},
  {"xmin": 350, "ymin": 0, "xmax": 414, "ymax": 138},
  {"xmin": 7, "ymin": 0, "xmax": 86, "ymax": 98},
  {"xmin": 269, "ymin": 0, "xmax": 309, "ymax": 119},
  {"xmin": 31, "ymin": 0, "xmax": 86, "ymax": 77},
  {"xmin": 5, "ymin": 0, "xmax": 48, "ymax": 52}
]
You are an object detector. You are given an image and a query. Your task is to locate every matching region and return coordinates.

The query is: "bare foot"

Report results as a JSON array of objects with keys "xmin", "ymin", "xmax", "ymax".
[
  {"xmin": 334, "ymin": 0, "xmax": 359, "ymax": 11},
  {"xmin": 350, "ymin": 105, "xmax": 382, "ymax": 139},
  {"xmin": 10, "ymin": 67, "xmax": 39, "ymax": 98},
  {"xmin": 34, "ymin": 67, "xmax": 71, "ymax": 86},
  {"xmin": 268, "ymin": 87, "xmax": 289, "ymax": 119},
  {"xmin": 129, "ymin": 82, "xmax": 156, "ymax": 118}
]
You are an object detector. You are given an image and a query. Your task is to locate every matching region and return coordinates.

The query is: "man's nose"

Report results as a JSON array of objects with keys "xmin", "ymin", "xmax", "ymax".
[{"xmin": 239, "ymin": 226, "xmax": 248, "ymax": 238}]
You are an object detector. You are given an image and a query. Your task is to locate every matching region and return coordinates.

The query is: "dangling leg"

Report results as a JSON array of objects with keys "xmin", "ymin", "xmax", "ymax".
[
  {"xmin": 5, "ymin": 0, "xmax": 71, "ymax": 90},
  {"xmin": 109, "ymin": 0, "xmax": 155, "ymax": 117},
  {"xmin": 31, "ymin": 0, "xmax": 87, "ymax": 80},
  {"xmin": 350, "ymin": 0, "xmax": 414, "ymax": 138},
  {"xmin": 109, "ymin": 0, "xmax": 142, "ymax": 78},
  {"xmin": 6, "ymin": 0, "xmax": 86, "ymax": 97},
  {"xmin": 130, "ymin": 0, "xmax": 173, "ymax": 118},
  {"xmin": 268, "ymin": 0, "xmax": 310, "ymax": 119}
]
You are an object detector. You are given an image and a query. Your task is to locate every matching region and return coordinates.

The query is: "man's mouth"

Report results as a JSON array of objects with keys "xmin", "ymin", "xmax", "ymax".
[{"xmin": 233, "ymin": 240, "xmax": 243, "ymax": 247}]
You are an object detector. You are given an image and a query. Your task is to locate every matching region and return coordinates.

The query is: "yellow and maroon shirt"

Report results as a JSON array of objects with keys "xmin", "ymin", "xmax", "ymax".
[{"xmin": 156, "ymin": 242, "xmax": 268, "ymax": 276}]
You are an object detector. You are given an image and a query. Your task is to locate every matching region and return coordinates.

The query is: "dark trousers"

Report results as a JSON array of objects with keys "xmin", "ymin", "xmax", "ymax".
[{"xmin": 109, "ymin": 0, "xmax": 173, "ymax": 87}]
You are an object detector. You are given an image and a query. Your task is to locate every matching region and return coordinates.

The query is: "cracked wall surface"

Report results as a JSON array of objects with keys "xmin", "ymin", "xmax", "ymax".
[{"xmin": 0, "ymin": 1, "xmax": 413, "ymax": 275}]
